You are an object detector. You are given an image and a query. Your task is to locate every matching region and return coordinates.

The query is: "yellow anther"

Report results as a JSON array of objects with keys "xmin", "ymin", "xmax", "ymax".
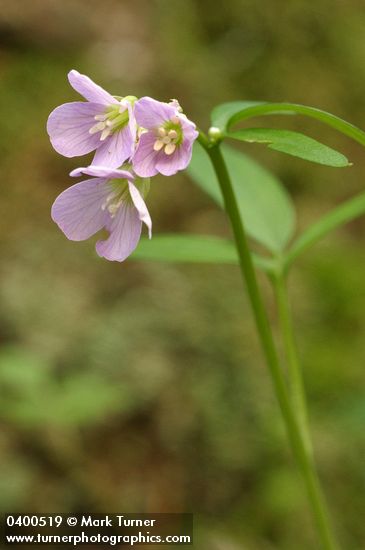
[
  {"xmin": 89, "ymin": 121, "xmax": 106, "ymax": 135},
  {"xmin": 164, "ymin": 143, "xmax": 176, "ymax": 155},
  {"xmin": 100, "ymin": 128, "xmax": 112, "ymax": 141},
  {"xmin": 153, "ymin": 140, "xmax": 165, "ymax": 151},
  {"xmin": 94, "ymin": 114, "xmax": 109, "ymax": 122}
]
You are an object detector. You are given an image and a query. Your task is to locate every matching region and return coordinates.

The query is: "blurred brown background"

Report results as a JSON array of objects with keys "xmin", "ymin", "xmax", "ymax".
[{"xmin": 0, "ymin": 1, "xmax": 364, "ymax": 548}]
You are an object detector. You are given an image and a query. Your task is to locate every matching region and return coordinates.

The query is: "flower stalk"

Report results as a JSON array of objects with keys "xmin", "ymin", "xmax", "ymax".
[
  {"xmin": 199, "ymin": 133, "xmax": 339, "ymax": 550},
  {"xmin": 272, "ymin": 272, "xmax": 313, "ymax": 456}
]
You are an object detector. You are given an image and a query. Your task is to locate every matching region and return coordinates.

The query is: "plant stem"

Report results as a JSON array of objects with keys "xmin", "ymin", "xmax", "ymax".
[
  {"xmin": 272, "ymin": 274, "xmax": 312, "ymax": 456},
  {"xmin": 203, "ymin": 139, "xmax": 339, "ymax": 550}
]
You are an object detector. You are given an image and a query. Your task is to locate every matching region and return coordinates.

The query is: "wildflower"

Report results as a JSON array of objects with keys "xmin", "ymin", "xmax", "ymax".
[
  {"xmin": 47, "ymin": 70, "xmax": 137, "ymax": 168},
  {"xmin": 51, "ymin": 166, "xmax": 151, "ymax": 262},
  {"xmin": 132, "ymin": 97, "xmax": 198, "ymax": 177}
]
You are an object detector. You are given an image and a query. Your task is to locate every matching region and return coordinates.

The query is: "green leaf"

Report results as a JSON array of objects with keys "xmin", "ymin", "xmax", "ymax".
[
  {"xmin": 187, "ymin": 142, "xmax": 296, "ymax": 252},
  {"xmin": 285, "ymin": 191, "xmax": 365, "ymax": 269},
  {"xmin": 228, "ymin": 128, "xmax": 350, "ymax": 167},
  {"xmin": 211, "ymin": 101, "xmax": 261, "ymax": 131},
  {"xmin": 133, "ymin": 234, "xmax": 238, "ymax": 263},
  {"xmin": 211, "ymin": 101, "xmax": 365, "ymax": 147},
  {"xmin": 132, "ymin": 234, "xmax": 275, "ymax": 272}
]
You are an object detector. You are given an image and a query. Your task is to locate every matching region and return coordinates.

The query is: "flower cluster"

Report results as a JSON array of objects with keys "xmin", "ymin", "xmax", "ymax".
[{"xmin": 47, "ymin": 70, "xmax": 198, "ymax": 262}]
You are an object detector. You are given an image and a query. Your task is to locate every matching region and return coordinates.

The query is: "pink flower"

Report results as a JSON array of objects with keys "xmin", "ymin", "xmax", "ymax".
[
  {"xmin": 51, "ymin": 166, "xmax": 151, "ymax": 262},
  {"xmin": 132, "ymin": 97, "xmax": 198, "ymax": 177},
  {"xmin": 47, "ymin": 70, "xmax": 137, "ymax": 168}
]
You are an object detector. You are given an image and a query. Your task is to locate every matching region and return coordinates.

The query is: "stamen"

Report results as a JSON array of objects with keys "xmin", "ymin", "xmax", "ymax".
[
  {"xmin": 108, "ymin": 198, "xmax": 124, "ymax": 217},
  {"xmin": 108, "ymin": 113, "xmax": 128, "ymax": 128},
  {"xmin": 168, "ymin": 130, "xmax": 177, "ymax": 139},
  {"xmin": 153, "ymin": 140, "xmax": 165, "ymax": 151},
  {"xmin": 157, "ymin": 127, "xmax": 167, "ymax": 137},
  {"xmin": 162, "ymin": 136, "xmax": 171, "ymax": 144},
  {"xmin": 105, "ymin": 109, "xmax": 120, "ymax": 122},
  {"xmin": 164, "ymin": 143, "xmax": 176, "ymax": 155},
  {"xmin": 101, "ymin": 193, "xmax": 125, "ymax": 217},
  {"xmin": 100, "ymin": 128, "xmax": 112, "ymax": 141},
  {"xmin": 89, "ymin": 121, "xmax": 106, "ymax": 135},
  {"xmin": 90, "ymin": 104, "xmax": 130, "ymax": 140},
  {"xmin": 101, "ymin": 192, "xmax": 116, "ymax": 211},
  {"xmin": 94, "ymin": 114, "xmax": 109, "ymax": 121},
  {"xmin": 108, "ymin": 204, "xmax": 119, "ymax": 216}
]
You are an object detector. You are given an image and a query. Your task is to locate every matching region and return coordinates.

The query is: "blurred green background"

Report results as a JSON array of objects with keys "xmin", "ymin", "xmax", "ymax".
[{"xmin": 0, "ymin": 1, "xmax": 364, "ymax": 548}]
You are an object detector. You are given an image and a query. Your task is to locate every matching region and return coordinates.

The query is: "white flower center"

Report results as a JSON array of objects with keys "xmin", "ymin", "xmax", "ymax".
[
  {"xmin": 153, "ymin": 118, "xmax": 182, "ymax": 155},
  {"xmin": 101, "ymin": 192, "xmax": 125, "ymax": 217},
  {"xmin": 101, "ymin": 182, "xmax": 130, "ymax": 218},
  {"xmin": 100, "ymin": 175, "xmax": 150, "ymax": 219},
  {"xmin": 89, "ymin": 102, "xmax": 129, "ymax": 141}
]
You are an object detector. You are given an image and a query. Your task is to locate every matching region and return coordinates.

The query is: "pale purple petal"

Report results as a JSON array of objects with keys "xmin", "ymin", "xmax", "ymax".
[
  {"xmin": 128, "ymin": 181, "xmax": 152, "ymax": 238},
  {"xmin": 68, "ymin": 70, "xmax": 117, "ymax": 105},
  {"xmin": 51, "ymin": 178, "xmax": 110, "ymax": 241},
  {"xmin": 155, "ymin": 141, "xmax": 193, "ymax": 176},
  {"xmin": 70, "ymin": 166, "xmax": 133, "ymax": 180},
  {"xmin": 132, "ymin": 132, "xmax": 159, "ymax": 177},
  {"xmin": 132, "ymin": 99, "xmax": 198, "ymax": 177},
  {"xmin": 180, "ymin": 115, "xmax": 199, "ymax": 141},
  {"xmin": 47, "ymin": 102, "xmax": 104, "ymax": 157},
  {"xmin": 95, "ymin": 202, "xmax": 142, "ymax": 262},
  {"xmin": 92, "ymin": 124, "xmax": 135, "ymax": 168},
  {"xmin": 134, "ymin": 97, "xmax": 175, "ymax": 129}
]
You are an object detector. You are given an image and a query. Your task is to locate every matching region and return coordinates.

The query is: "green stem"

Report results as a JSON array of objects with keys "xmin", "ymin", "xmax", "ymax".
[
  {"xmin": 272, "ymin": 273, "xmax": 312, "ymax": 456},
  {"xmin": 202, "ymin": 137, "xmax": 339, "ymax": 550}
]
